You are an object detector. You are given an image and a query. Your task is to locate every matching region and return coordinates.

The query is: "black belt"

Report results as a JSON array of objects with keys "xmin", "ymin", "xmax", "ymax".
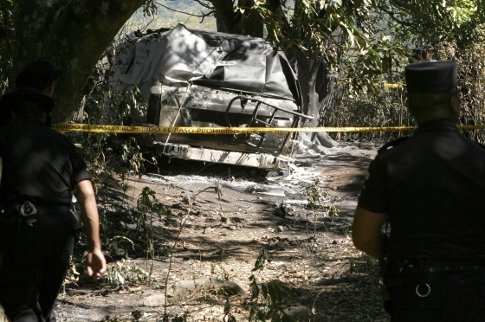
[
  {"xmin": 1, "ymin": 204, "xmax": 71, "ymax": 217},
  {"xmin": 398, "ymin": 259, "xmax": 485, "ymax": 273},
  {"xmin": 0, "ymin": 204, "xmax": 73, "ymax": 229},
  {"xmin": 35, "ymin": 205, "xmax": 72, "ymax": 214}
]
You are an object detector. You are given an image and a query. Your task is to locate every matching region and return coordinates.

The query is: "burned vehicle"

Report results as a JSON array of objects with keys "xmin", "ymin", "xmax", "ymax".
[{"xmin": 110, "ymin": 24, "xmax": 311, "ymax": 172}]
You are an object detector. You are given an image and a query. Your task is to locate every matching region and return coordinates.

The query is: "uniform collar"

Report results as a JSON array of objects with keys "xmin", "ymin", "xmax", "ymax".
[
  {"xmin": 17, "ymin": 117, "xmax": 48, "ymax": 126},
  {"xmin": 416, "ymin": 118, "xmax": 457, "ymax": 132}
]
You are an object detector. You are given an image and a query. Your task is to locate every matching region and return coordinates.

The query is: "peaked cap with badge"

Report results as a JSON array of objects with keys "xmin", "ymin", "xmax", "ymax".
[{"xmin": 405, "ymin": 60, "xmax": 457, "ymax": 93}]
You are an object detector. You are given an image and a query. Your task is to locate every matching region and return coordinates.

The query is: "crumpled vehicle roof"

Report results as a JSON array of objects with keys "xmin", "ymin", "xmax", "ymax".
[{"xmin": 111, "ymin": 24, "xmax": 301, "ymax": 104}]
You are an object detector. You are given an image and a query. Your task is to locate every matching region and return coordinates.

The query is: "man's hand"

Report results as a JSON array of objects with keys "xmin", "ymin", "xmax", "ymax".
[
  {"xmin": 76, "ymin": 180, "xmax": 107, "ymax": 280},
  {"xmin": 86, "ymin": 248, "xmax": 107, "ymax": 280},
  {"xmin": 352, "ymin": 206, "xmax": 386, "ymax": 259}
]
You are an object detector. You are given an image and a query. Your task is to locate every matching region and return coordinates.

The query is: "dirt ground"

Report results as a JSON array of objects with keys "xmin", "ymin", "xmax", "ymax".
[{"xmin": 53, "ymin": 141, "xmax": 389, "ymax": 322}]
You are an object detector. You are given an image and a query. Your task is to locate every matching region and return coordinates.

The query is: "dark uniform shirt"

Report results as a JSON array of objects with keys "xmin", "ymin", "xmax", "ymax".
[
  {"xmin": 0, "ymin": 120, "xmax": 91, "ymax": 207},
  {"xmin": 358, "ymin": 118, "xmax": 485, "ymax": 260}
]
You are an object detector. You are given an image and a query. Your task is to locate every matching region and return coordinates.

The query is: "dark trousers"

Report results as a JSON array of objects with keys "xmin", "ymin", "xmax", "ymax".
[
  {"xmin": 0, "ymin": 212, "xmax": 77, "ymax": 322},
  {"xmin": 385, "ymin": 266, "xmax": 485, "ymax": 321}
]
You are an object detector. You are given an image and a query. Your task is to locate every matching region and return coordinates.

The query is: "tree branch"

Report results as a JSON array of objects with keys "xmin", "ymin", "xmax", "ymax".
[{"xmin": 156, "ymin": 2, "xmax": 208, "ymax": 18}]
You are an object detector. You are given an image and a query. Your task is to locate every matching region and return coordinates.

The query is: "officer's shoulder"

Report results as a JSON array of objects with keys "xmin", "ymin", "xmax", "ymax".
[
  {"xmin": 474, "ymin": 140, "xmax": 485, "ymax": 151},
  {"xmin": 378, "ymin": 137, "xmax": 409, "ymax": 153}
]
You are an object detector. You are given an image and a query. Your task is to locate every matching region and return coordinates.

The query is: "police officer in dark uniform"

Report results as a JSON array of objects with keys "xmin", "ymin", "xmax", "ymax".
[
  {"xmin": 352, "ymin": 61, "xmax": 485, "ymax": 321},
  {"xmin": 0, "ymin": 60, "xmax": 107, "ymax": 321}
]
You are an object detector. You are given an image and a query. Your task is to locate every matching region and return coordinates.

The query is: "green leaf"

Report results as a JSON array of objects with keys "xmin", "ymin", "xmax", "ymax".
[
  {"xmin": 267, "ymin": 283, "xmax": 278, "ymax": 303},
  {"xmin": 278, "ymin": 284, "xmax": 297, "ymax": 298},
  {"xmin": 354, "ymin": 34, "xmax": 367, "ymax": 48},
  {"xmin": 224, "ymin": 299, "xmax": 231, "ymax": 315},
  {"xmin": 261, "ymin": 283, "xmax": 268, "ymax": 300}
]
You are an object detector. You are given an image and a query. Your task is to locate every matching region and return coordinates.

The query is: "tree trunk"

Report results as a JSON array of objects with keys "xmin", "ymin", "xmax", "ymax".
[
  {"xmin": 211, "ymin": 0, "xmax": 239, "ymax": 33},
  {"xmin": 12, "ymin": 0, "xmax": 147, "ymax": 123},
  {"xmin": 291, "ymin": 49, "xmax": 335, "ymax": 145},
  {"xmin": 211, "ymin": 0, "xmax": 263, "ymax": 37},
  {"xmin": 237, "ymin": 0, "xmax": 264, "ymax": 37}
]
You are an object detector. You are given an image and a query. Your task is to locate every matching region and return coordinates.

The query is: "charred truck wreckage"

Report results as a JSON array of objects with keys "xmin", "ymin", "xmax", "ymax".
[{"xmin": 110, "ymin": 24, "xmax": 312, "ymax": 172}]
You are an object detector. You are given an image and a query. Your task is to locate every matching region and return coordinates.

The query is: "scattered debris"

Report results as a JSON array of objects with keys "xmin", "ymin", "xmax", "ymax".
[{"xmin": 56, "ymin": 143, "xmax": 387, "ymax": 321}]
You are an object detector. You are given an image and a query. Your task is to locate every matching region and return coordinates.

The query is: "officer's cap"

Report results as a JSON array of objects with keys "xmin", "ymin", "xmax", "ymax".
[
  {"xmin": 405, "ymin": 61, "xmax": 457, "ymax": 93},
  {"xmin": 15, "ymin": 59, "xmax": 60, "ymax": 90}
]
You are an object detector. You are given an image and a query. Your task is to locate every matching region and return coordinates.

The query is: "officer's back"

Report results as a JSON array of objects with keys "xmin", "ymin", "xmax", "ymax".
[{"xmin": 352, "ymin": 61, "xmax": 485, "ymax": 321}]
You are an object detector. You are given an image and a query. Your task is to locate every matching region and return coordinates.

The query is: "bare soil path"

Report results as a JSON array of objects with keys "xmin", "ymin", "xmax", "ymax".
[{"xmin": 55, "ymin": 142, "xmax": 389, "ymax": 322}]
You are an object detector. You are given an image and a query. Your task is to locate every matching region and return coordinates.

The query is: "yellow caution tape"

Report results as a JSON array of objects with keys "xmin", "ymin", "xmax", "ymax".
[
  {"xmin": 375, "ymin": 83, "xmax": 403, "ymax": 88},
  {"xmin": 52, "ymin": 123, "xmax": 410, "ymax": 134},
  {"xmin": 52, "ymin": 124, "xmax": 485, "ymax": 134}
]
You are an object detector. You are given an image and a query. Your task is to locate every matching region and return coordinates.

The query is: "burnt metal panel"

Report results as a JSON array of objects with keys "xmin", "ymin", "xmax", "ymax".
[
  {"xmin": 111, "ymin": 24, "xmax": 302, "ymax": 106},
  {"xmin": 110, "ymin": 24, "xmax": 312, "ymax": 171}
]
